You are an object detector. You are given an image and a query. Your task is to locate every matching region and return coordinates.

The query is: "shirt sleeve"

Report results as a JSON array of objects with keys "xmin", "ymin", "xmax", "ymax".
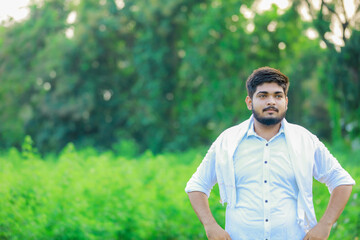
[
  {"xmin": 313, "ymin": 138, "xmax": 355, "ymax": 193},
  {"xmin": 185, "ymin": 140, "xmax": 218, "ymax": 197}
]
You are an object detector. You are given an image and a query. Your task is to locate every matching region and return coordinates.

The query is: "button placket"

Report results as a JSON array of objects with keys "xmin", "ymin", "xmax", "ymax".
[{"xmin": 263, "ymin": 142, "xmax": 271, "ymax": 238}]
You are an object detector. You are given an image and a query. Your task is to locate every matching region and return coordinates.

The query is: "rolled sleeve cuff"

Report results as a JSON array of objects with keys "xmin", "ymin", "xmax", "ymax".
[
  {"xmin": 185, "ymin": 178, "xmax": 212, "ymax": 197},
  {"xmin": 324, "ymin": 167, "xmax": 355, "ymax": 193}
]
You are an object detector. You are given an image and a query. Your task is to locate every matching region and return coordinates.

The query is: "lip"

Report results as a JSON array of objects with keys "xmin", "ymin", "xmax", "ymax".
[{"xmin": 263, "ymin": 109, "xmax": 278, "ymax": 112}]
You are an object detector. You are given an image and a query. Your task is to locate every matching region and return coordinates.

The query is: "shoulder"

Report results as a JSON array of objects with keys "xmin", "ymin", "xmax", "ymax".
[
  {"xmin": 217, "ymin": 118, "xmax": 251, "ymax": 142},
  {"xmin": 286, "ymin": 121, "xmax": 310, "ymax": 133},
  {"xmin": 284, "ymin": 120, "xmax": 320, "ymax": 144}
]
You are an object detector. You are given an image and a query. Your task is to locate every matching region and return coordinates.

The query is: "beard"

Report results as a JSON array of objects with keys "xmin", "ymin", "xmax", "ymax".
[{"xmin": 252, "ymin": 106, "xmax": 286, "ymax": 126}]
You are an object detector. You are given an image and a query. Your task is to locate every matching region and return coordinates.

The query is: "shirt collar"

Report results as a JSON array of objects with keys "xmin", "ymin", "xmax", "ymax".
[{"xmin": 246, "ymin": 118, "xmax": 285, "ymax": 138}]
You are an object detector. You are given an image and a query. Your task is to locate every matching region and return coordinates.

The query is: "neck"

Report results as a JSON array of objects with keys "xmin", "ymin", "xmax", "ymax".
[{"xmin": 253, "ymin": 119, "xmax": 281, "ymax": 141}]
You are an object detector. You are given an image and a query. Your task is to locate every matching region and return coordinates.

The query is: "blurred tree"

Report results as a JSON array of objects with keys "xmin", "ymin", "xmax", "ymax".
[
  {"xmin": 0, "ymin": 0, "xmax": 69, "ymax": 149},
  {"xmin": 0, "ymin": 0, "xmax": 329, "ymax": 153},
  {"xmin": 176, "ymin": 1, "xmax": 324, "ymax": 147},
  {"xmin": 302, "ymin": 0, "xmax": 360, "ymax": 145}
]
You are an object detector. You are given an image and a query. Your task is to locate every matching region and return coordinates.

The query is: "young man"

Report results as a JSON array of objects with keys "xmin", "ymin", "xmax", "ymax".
[{"xmin": 185, "ymin": 67, "xmax": 355, "ymax": 240}]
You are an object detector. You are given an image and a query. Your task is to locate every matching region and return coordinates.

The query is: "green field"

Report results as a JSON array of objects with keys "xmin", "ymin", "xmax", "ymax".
[{"xmin": 0, "ymin": 142, "xmax": 359, "ymax": 239}]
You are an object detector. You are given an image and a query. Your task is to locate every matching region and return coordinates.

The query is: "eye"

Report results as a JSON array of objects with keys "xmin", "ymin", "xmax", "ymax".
[
  {"xmin": 259, "ymin": 94, "xmax": 266, "ymax": 98},
  {"xmin": 275, "ymin": 95, "xmax": 283, "ymax": 98}
]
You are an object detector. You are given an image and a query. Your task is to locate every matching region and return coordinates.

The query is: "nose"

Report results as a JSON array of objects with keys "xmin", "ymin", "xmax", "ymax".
[{"xmin": 266, "ymin": 96, "xmax": 276, "ymax": 105}]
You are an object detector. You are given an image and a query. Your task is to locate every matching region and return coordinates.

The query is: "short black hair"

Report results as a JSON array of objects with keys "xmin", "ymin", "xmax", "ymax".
[{"xmin": 246, "ymin": 67, "xmax": 289, "ymax": 98}]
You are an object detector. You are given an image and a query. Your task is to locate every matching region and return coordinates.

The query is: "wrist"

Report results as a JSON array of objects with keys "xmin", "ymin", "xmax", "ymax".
[
  {"xmin": 318, "ymin": 219, "xmax": 334, "ymax": 229},
  {"xmin": 203, "ymin": 220, "xmax": 219, "ymax": 229}
]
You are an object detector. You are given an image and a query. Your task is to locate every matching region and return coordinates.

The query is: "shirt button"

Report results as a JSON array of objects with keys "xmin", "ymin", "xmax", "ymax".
[
  {"xmin": 265, "ymin": 200, "xmax": 268, "ymax": 203},
  {"xmin": 264, "ymin": 161, "xmax": 268, "ymax": 164},
  {"xmin": 266, "ymin": 143, "xmax": 268, "ymax": 146},
  {"xmin": 265, "ymin": 219, "xmax": 269, "ymax": 222},
  {"xmin": 264, "ymin": 180, "xmax": 267, "ymax": 183}
]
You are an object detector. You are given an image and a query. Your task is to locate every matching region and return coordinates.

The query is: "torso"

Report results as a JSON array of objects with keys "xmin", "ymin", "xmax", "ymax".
[{"xmin": 226, "ymin": 125, "xmax": 305, "ymax": 240}]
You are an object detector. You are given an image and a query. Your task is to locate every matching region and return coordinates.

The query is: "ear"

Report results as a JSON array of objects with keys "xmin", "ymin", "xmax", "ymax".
[{"xmin": 245, "ymin": 96, "xmax": 252, "ymax": 110}]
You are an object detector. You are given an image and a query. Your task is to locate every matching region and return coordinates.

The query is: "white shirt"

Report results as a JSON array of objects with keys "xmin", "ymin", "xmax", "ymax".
[
  {"xmin": 227, "ymin": 122, "xmax": 305, "ymax": 239},
  {"xmin": 185, "ymin": 116, "xmax": 355, "ymax": 237}
]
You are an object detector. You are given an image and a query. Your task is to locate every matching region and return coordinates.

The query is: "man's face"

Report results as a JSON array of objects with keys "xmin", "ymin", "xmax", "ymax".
[{"xmin": 245, "ymin": 82, "xmax": 288, "ymax": 126}]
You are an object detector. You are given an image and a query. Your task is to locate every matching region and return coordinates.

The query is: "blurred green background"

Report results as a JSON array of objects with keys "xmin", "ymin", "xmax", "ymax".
[{"xmin": 0, "ymin": 0, "xmax": 359, "ymax": 239}]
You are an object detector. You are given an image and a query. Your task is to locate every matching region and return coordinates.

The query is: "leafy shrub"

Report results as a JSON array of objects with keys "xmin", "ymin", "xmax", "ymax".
[{"xmin": 0, "ymin": 145, "xmax": 358, "ymax": 239}]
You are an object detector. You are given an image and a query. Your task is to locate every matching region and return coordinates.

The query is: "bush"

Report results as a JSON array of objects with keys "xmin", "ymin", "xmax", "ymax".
[{"xmin": 0, "ymin": 145, "xmax": 358, "ymax": 239}]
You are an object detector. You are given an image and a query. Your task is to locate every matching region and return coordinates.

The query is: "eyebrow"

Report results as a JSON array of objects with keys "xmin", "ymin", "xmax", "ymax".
[{"xmin": 256, "ymin": 91, "xmax": 284, "ymax": 95}]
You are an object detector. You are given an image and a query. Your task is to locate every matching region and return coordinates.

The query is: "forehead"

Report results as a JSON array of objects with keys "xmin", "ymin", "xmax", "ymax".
[{"xmin": 255, "ymin": 82, "xmax": 284, "ymax": 94}]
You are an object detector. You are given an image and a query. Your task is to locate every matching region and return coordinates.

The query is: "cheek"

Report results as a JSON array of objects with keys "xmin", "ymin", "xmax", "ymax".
[{"xmin": 252, "ymin": 100, "xmax": 263, "ymax": 109}]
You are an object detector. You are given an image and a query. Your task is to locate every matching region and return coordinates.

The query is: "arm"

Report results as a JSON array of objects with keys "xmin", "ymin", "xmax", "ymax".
[
  {"xmin": 188, "ymin": 191, "xmax": 232, "ymax": 240},
  {"xmin": 303, "ymin": 184, "xmax": 352, "ymax": 240}
]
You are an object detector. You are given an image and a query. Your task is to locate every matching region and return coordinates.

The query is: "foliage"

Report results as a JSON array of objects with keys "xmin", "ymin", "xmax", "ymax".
[
  {"xmin": 0, "ymin": 143, "xmax": 359, "ymax": 239},
  {"xmin": 0, "ymin": 0, "xmax": 331, "ymax": 154},
  {"xmin": 318, "ymin": 30, "xmax": 360, "ymax": 145},
  {"xmin": 302, "ymin": 0, "xmax": 360, "ymax": 145}
]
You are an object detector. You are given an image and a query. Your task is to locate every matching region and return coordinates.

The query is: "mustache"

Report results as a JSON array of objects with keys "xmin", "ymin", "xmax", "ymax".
[{"xmin": 263, "ymin": 106, "xmax": 279, "ymax": 112}]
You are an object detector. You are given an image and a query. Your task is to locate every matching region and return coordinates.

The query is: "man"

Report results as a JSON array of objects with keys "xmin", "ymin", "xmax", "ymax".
[{"xmin": 185, "ymin": 67, "xmax": 355, "ymax": 240}]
